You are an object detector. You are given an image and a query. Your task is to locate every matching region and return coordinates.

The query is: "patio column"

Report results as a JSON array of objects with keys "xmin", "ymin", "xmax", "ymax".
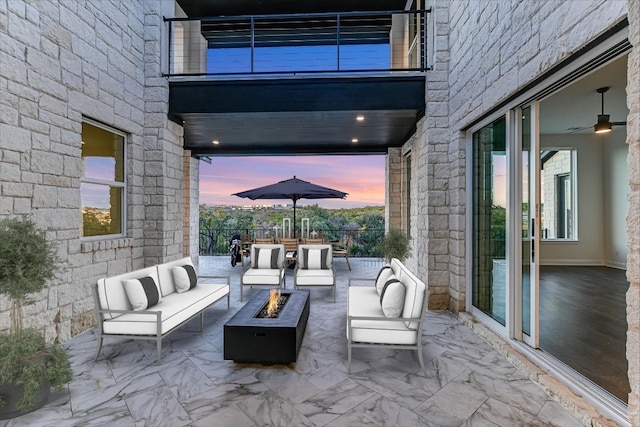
[
  {"xmin": 182, "ymin": 151, "xmax": 199, "ymax": 264},
  {"xmin": 386, "ymin": 147, "xmax": 403, "ymax": 232}
]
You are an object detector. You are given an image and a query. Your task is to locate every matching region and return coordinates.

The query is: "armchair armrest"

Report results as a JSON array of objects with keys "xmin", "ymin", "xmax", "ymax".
[{"xmin": 198, "ymin": 274, "xmax": 230, "ymax": 284}]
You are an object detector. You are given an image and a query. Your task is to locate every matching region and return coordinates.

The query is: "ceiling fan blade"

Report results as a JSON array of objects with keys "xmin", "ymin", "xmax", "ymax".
[{"xmin": 611, "ymin": 121, "xmax": 627, "ymax": 126}]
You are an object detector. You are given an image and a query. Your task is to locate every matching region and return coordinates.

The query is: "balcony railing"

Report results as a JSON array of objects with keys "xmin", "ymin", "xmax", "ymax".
[
  {"xmin": 165, "ymin": 9, "xmax": 431, "ymax": 78},
  {"xmin": 200, "ymin": 228, "xmax": 385, "ymax": 257}
]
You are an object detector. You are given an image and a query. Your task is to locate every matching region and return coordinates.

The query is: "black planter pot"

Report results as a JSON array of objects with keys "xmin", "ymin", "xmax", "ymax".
[{"xmin": 0, "ymin": 381, "xmax": 50, "ymax": 420}]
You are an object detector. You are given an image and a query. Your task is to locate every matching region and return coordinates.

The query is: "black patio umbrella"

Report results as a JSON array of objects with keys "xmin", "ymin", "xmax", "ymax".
[{"xmin": 232, "ymin": 176, "xmax": 348, "ymax": 237}]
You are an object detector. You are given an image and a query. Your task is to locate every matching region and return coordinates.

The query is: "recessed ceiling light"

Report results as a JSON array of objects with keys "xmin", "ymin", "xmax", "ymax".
[
  {"xmin": 356, "ymin": 115, "xmax": 365, "ymax": 122},
  {"xmin": 212, "ymin": 140, "xmax": 220, "ymax": 145},
  {"xmin": 351, "ymin": 138, "xmax": 358, "ymax": 143}
]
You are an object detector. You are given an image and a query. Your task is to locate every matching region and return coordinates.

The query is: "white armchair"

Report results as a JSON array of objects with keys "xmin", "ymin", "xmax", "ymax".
[
  {"xmin": 241, "ymin": 244, "xmax": 286, "ymax": 301},
  {"xmin": 294, "ymin": 244, "xmax": 336, "ymax": 302}
]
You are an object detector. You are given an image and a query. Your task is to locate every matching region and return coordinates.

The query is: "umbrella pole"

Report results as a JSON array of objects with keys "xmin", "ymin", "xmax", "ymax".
[{"xmin": 293, "ymin": 199, "xmax": 297, "ymax": 239}]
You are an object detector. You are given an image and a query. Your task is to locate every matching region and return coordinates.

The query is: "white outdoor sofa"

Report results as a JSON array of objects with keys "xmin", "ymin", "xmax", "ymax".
[
  {"xmin": 93, "ymin": 257, "xmax": 230, "ymax": 362},
  {"xmin": 347, "ymin": 258, "xmax": 428, "ymax": 371}
]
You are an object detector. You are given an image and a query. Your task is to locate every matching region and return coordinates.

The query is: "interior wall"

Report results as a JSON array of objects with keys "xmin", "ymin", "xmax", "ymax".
[
  {"xmin": 539, "ymin": 133, "xmax": 605, "ymax": 264},
  {"xmin": 604, "ymin": 129, "xmax": 630, "ymax": 268}
]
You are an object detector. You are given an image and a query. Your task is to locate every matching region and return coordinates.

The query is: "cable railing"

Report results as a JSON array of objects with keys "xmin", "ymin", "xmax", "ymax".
[
  {"xmin": 165, "ymin": 9, "xmax": 431, "ymax": 77},
  {"xmin": 199, "ymin": 228, "xmax": 385, "ymax": 257}
]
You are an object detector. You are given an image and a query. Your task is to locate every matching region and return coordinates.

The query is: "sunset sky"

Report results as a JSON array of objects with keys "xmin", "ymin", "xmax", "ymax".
[{"xmin": 199, "ymin": 155, "xmax": 385, "ymax": 209}]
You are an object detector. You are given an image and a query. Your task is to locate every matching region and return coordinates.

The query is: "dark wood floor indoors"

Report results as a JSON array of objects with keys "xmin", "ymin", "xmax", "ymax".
[{"xmin": 539, "ymin": 265, "xmax": 630, "ymax": 403}]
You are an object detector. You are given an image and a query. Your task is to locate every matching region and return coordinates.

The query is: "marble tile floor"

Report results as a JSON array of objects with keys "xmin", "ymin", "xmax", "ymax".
[{"xmin": 1, "ymin": 257, "xmax": 584, "ymax": 427}]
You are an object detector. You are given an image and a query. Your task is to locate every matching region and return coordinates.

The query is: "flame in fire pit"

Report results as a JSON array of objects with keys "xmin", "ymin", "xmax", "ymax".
[{"xmin": 266, "ymin": 288, "xmax": 281, "ymax": 317}]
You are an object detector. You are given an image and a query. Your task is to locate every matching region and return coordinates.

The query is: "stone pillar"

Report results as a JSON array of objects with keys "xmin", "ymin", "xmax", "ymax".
[
  {"xmin": 625, "ymin": 0, "xmax": 640, "ymax": 424},
  {"xmin": 182, "ymin": 152, "xmax": 200, "ymax": 264},
  {"xmin": 142, "ymin": 1, "xmax": 184, "ymax": 265},
  {"xmin": 386, "ymin": 148, "xmax": 403, "ymax": 232}
]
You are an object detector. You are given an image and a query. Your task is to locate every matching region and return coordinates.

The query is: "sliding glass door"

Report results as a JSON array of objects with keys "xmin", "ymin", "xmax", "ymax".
[{"xmin": 471, "ymin": 117, "xmax": 507, "ymax": 326}]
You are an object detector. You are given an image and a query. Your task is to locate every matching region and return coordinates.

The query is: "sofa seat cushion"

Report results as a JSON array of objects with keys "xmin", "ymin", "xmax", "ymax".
[
  {"xmin": 102, "ymin": 283, "xmax": 229, "ymax": 336},
  {"xmin": 242, "ymin": 268, "xmax": 283, "ymax": 285},
  {"xmin": 347, "ymin": 287, "xmax": 417, "ymax": 345},
  {"xmin": 295, "ymin": 269, "xmax": 335, "ymax": 286}
]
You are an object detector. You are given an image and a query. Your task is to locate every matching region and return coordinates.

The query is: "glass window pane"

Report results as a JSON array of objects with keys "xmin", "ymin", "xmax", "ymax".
[
  {"xmin": 81, "ymin": 183, "xmax": 122, "ymax": 237},
  {"xmin": 541, "ymin": 150, "xmax": 575, "ymax": 239},
  {"xmin": 82, "ymin": 122, "xmax": 124, "ymax": 182},
  {"xmin": 472, "ymin": 117, "xmax": 507, "ymax": 325}
]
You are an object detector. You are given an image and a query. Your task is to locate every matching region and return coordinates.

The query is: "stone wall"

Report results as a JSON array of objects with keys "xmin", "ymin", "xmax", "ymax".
[
  {"xmin": 0, "ymin": 0, "xmax": 184, "ymax": 342},
  {"xmin": 625, "ymin": 0, "xmax": 639, "ymax": 424}
]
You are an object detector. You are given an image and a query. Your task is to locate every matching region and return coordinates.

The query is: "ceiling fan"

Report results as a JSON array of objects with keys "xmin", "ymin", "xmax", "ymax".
[{"xmin": 593, "ymin": 86, "xmax": 626, "ymax": 134}]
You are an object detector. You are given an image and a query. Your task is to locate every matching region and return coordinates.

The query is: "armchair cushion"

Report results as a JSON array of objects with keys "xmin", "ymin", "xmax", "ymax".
[
  {"xmin": 173, "ymin": 264, "xmax": 197, "ymax": 293},
  {"xmin": 123, "ymin": 276, "xmax": 162, "ymax": 311},
  {"xmin": 300, "ymin": 247, "xmax": 330, "ymax": 269},
  {"xmin": 253, "ymin": 247, "xmax": 281, "ymax": 269}
]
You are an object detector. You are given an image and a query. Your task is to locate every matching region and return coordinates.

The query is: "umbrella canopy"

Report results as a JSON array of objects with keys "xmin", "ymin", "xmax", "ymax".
[{"xmin": 232, "ymin": 176, "xmax": 347, "ymax": 237}]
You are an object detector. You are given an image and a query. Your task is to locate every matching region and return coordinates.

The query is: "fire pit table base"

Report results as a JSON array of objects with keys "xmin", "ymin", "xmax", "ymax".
[{"xmin": 224, "ymin": 289, "xmax": 310, "ymax": 364}]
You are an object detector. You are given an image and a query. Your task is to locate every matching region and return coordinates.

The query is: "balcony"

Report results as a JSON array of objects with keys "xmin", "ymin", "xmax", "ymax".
[
  {"xmin": 165, "ymin": 10, "xmax": 430, "ymax": 157},
  {"xmin": 166, "ymin": 10, "xmax": 431, "ymax": 78}
]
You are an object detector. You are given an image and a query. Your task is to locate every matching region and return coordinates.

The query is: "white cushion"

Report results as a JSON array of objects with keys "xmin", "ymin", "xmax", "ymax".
[
  {"xmin": 300, "ymin": 247, "xmax": 330, "ymax": 269},
  {"xmin": 172, "ymin": 264, "xmax": 197, "ymax": 293},
  {"xmin": 123, "ymin": 276, "xmax": 162, "ymax": 311},
  {"xmin": 379, "ymin": 278, "xmax": 405, "ymax": 318},
  {"xmin": 242, "ymin": 268, "xmax": 284, "ymax": 285},
  {"xmin": 375, "ymin": 265, "xmax": 394, "ymax": 295},
  {"xmin": 253, "ymin": 247, "xmax": 282, "ymax": 269},
  {"xmin": 391, "ymin": 258, "xmax": 427, "ymax": 328},
  {"xmin": 295, "ymin": 269, "xmax": 335, "ymax": 286},
  {"xmin": 102, "ymin": 283, "xmax": 229, "ymax": 335},
  {"xmin": 347, "ymin": 287, "xmax": 417, "ymax": 345},
  {"xmin": 97, "ymin": 266, "xmax": 158, "ymax": 319},
  {"xmin": 157, "ymin": 257, "xmax": 195, "ymax": 296}
]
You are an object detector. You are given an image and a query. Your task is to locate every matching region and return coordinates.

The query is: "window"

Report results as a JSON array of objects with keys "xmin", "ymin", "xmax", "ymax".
[
  {"xmin": 540, "ymin": 149, "xmax": 576, "ymax": 240},
  {"xmin": 81, "ymin": 121, "xmax": 126, "ymax": 238}
]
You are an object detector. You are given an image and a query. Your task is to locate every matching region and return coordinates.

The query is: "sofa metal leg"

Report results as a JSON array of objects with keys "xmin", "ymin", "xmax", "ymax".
[
  {"xmin": 347, "ymin": 342, "xmax": 352, "ymax": 373},
  {"xmin": 417, "ymin": 346, "xmax": 425, "ymax": 370},
  {"xmin": 94, "ymin": 336, "xmax": 103, "ymax": 361},
  {"xmin": 240, "ymin": 283, "xmax": 244, "ymax": 302},
  {"xmin": 200, "ymin": 311, "xmax": 204, "ymax": 331},
  {"xmin": 156, "ymin": 338, "xmax": 162, "ymax": 363}
]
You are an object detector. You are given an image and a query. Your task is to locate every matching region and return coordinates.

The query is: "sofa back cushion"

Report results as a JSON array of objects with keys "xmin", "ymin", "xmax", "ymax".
[
  {"xmin": 298, "ymin": 244, "xmax": 332, "ymax": 269},
  {"xmin": 391, "ymin": 258, "xmax": 427, "ymax": 329},
  {"xmin": 250, "ymin": 244, "xmax": 285, "ymax": 269},
  {"xmin": 96, "ymin": 266, "xmax": 159, "ymax": 319},
  {"xmin": 157, "ymin": 257, "xmax": 195, "ymax": 296}
]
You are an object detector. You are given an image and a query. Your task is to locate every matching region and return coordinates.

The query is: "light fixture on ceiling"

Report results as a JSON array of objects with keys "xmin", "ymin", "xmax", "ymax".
[
  {"xmin": 594, "ymin": 87, "xmax": 612, "ymax": 134},
  {"xmin": 593, "ymin": 87, "xmax": 626, "ymax": 134},
  {"xmin": 351, "ymin": 138, "xmax": 358, "ymax": 143},
  {"xmin": 212, "ymin": 140, "xmax": 220, "ymax": 145},
  {"xmin": 356, "ymin": 115, "xmax": 365, "ymax": 122}
]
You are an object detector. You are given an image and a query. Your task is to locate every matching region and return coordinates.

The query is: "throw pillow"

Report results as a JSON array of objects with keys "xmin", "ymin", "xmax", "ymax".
[
  {"xmin": 301, "ymin": 247, "xmax": 330, "ymax": 270},
  {"xmin": 123, "ymin": 276, "xmax": 161, "ymax": 311},
  {"xmin": 380, "ymin": 278, "xmax": 405, "ymax": 318},
  {"xmin": 375, "ymin": 265, "xmax": 394, "ymax": 295},
  {"xmin": 254, "ymin": 247, "xmax": 280, "ymax": 269},
  {"xmin": 173, "ymin": 264, "xmax": 198, "ymax": 293}
]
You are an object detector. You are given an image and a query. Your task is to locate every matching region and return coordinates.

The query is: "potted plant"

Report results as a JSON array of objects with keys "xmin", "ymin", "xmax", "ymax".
[
  {"xmin": 377, "ymin": 228, "xmax": 411, "ymax": 263},
  {"xmin": 0, "ymin": 217, "xmax": 72, "ymax": 419}
]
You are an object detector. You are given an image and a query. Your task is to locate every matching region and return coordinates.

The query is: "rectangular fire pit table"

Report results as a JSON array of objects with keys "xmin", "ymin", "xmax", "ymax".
[{"xmin": 224, "ymin": 289, "xmax": 310, "ymax": 364}]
